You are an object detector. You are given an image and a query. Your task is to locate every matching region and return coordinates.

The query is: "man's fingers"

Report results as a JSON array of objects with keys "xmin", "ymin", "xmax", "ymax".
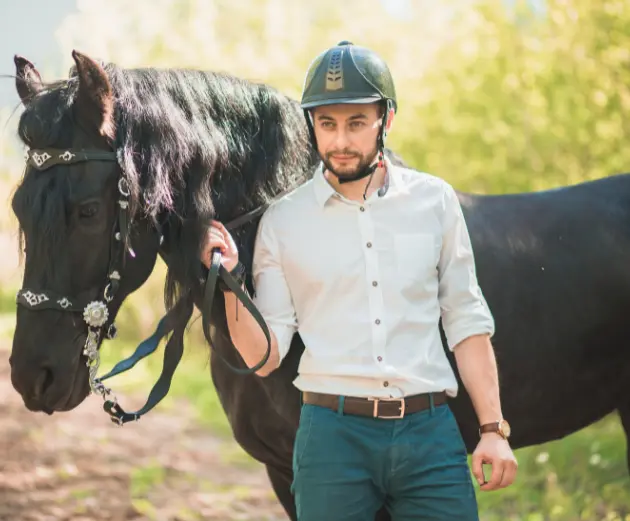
[
  {"xmin": 203, "ymin": 234, "xmax": 227, "ymax": 256},
  {"xmin": 209, "ymin": 227, "xmax": 224, "ymax": 239},
  {"xmin": 211, "ymin": 220, "xmax": 237, "ymax": 248},
  {"xmin": 211, "ymin": 220, "xmax": 229, "ymax": 237},
  {"xmin": 498, "ymin": 459, "xmax": 517, "ymax": 489},
  {"xmin": 471, "ymin": 453, "xmax": 486, "ymax": 486},
  {"xmin": 480, "ymin": 459, "xmax": 504, "ymax": 491}
]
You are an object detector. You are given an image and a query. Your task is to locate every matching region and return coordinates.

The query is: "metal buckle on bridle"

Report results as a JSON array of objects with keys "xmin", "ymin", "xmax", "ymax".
[{"xmin": 368, "ymin": 397, "xmax": 406, "ymax": 419}]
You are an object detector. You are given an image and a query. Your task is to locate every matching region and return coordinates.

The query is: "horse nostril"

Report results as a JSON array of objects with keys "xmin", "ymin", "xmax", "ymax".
[{"xmin": 32, "ymin": 367, "xmax": 54, "ymax": 400}]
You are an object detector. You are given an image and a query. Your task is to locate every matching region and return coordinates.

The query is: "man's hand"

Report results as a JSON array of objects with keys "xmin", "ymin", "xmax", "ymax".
[
  {"xmin": 471, "ymin": 433, "xmax": 518, "ymax": 491},
  {"xmin": 200, "ymin": 220, "xmax": 239, "ymax": 272}
]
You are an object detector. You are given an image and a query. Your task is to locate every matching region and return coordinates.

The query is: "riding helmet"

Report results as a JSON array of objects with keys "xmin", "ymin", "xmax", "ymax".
[{"xmin": 300, "ymin": 40, "xmax": 397, "ymax": 112}]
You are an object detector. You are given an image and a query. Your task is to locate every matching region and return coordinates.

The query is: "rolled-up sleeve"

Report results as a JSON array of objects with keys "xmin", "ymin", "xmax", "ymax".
[
  {"xmin": 437, "ymin": 184, "xmax": 495, "ymax": 350},
  {"xmin": 252, "ymin": 210, "xmax": 298, "ymax": 363}
]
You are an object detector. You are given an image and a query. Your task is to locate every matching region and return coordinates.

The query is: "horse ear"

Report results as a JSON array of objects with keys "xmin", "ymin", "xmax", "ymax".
[
  {"xmin": 14, "ymin": 55, "xmax": 43, "ymax": 105},
  {"xmin": 71, "ymin": 50, "xmax": 115, "ymax": 140}
]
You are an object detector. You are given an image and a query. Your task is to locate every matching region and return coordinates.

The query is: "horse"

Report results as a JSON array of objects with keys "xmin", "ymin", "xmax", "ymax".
[{"xmin": 7, "ymin": 51, "xmax": 630, "ymax": 521}]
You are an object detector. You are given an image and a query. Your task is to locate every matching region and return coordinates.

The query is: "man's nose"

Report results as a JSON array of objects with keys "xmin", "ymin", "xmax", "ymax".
[{"xmin": 332, "ymin": 129, "xmax": 351, "ymax": 149}]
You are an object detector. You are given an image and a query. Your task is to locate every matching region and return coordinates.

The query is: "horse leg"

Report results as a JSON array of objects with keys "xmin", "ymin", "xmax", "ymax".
[
  {"xmin": 619, "ymin": 403, "xmax": 630, "ymax": 476},
  {"xmin": 265, "ymin": 464, "xmax": 297, "ymax": 521}
]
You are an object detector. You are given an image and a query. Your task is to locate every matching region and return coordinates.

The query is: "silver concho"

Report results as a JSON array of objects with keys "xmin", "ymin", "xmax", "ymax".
[
  {"xmin": 83, "ymin": 301, "xmax": 109, "ymax": 328},
  {"xmin": 22, "ymin": 290, "xmax": 49, "ymax": 307},
  {"xmin": 31, "ymin": 151, "xmax": 51, "ymax": 167}
]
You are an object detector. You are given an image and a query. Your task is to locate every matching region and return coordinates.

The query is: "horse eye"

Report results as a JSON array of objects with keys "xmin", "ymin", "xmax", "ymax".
[{"xmin": 78, "ymin": 202, "xmax": 100, "ymax": 219}]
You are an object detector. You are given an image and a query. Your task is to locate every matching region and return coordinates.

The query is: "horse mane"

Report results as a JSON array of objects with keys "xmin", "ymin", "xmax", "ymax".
[
  {"xmin": 104, "ymin": 65, "xmax": 317, "ymax": 310},
  {"xmin": 14, "ymin": 63, "xmax": 318, "ymax": 312}
]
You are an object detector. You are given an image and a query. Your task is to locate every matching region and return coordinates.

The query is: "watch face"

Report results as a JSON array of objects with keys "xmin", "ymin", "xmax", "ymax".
[{"xmin": 500, "ymin": 419, "xmax": 511, "ymax": 438}]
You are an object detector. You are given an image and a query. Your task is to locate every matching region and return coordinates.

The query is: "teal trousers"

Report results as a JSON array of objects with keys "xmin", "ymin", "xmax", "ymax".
[{"xmin": 291, "ymin": 397, "xmax": 479, "ymax": 521}]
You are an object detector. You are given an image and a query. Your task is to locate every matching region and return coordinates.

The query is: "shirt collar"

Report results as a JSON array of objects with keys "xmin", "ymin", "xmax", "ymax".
[
  {"xmin": 312, "ymin": 155, "xmax": 407, "ymax": 208},
  {"xmin": 313, "ymin": 162, "xmax": 336, "ymax": 207}
]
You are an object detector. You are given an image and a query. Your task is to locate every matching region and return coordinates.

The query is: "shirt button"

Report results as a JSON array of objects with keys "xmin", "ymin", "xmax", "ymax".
[
  {"xmin": 366, "ymin": 242, "xmax": 372, "ymax": 248},
  {"xmin": 375, "ymin": 319, "xmax": 381, "ymax": 325},
  {"xmin": 377, "ymin": 356, "xmax": 383, "ymax": 362},
  {"xmin": 383, "ymin": 381, "xmax": 389, "ymax": 387},
  {"xmin": 372, "ymin": 281, "xmax": 378, "ymax": 287},
  {"xmin": 360, "ymin": 206, "xmax": 365, "ymax": 212}
]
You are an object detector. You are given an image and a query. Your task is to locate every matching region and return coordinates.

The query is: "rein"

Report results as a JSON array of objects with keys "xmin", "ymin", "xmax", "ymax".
[{"xmin": 16, "ymin": 147, "xmax": 277, "ymax": 425}]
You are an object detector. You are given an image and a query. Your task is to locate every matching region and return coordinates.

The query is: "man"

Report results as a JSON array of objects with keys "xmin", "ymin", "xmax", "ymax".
[{"xmin": 202, "ymin": 41, "xmax": 517, "ymax": 521}]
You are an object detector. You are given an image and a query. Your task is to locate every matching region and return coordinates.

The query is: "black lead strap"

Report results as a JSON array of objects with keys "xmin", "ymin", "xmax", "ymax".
[
  {"xmin": 201, "ymin": 248, "xmax": 272, "ymax": 375},
  {"xmin": 98, "ymin": 300, "xmax": 191, "ymax": 424},
  {"xmin": 96, "ymin": 248, "xmax": 272, "ymax": 425}
]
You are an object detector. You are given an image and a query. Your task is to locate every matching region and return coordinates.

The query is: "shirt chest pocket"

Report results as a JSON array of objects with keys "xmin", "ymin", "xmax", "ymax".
[{"xmin": 393, "ymin": 233, "xmax": 440, "ymax": 281}]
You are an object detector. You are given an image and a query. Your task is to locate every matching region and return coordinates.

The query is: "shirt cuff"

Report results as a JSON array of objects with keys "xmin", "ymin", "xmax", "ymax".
[
  {"xmin": 443, "ymin": 304, "xmax": 495, "ymax": 351},
  {"xmin": 268, "ymin": 322, "xmax": 296, "ymax": 363}
]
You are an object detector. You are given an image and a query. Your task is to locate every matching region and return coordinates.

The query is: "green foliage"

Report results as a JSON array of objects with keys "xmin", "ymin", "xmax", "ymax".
[{"xmin": 390, "ymin": 0, "xmax": 630, "ymax": 194}]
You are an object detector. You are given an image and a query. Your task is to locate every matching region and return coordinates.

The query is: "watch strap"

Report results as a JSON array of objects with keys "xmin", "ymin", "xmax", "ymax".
[{"xmin": 479, "ymin": 421, "xmax": 507, "ymax": 439}]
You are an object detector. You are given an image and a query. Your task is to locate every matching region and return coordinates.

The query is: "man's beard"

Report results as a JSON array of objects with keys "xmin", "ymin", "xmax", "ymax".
[{"xmin": 322, "ymin": 147, "xmax": 378, "ymax": 181}]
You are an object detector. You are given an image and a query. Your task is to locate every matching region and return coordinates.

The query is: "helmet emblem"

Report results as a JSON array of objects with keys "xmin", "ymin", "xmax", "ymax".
[{"xmin": 325, "ymin": 49, "xmax": 343, "ymax": 91}]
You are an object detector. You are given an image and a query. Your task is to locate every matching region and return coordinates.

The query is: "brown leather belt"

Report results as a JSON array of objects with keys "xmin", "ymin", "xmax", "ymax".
[{"xmin": 302, "ymin": 391, "xmax": 448, "ymax": 419}]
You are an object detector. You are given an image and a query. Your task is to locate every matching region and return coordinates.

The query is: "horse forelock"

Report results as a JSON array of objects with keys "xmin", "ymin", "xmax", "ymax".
[{"xmin": 12, "ymin": 78, "xmax": 80, "ymax": 287}]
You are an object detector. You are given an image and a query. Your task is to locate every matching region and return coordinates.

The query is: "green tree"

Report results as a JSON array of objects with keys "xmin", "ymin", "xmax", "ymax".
[{"xmin": 394, "ymin": 0, "xmax": 630, "ymax": 193}]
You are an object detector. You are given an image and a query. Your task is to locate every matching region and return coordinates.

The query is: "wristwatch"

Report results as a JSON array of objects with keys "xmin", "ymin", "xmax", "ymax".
[{"xmin": 479, "ymin": 419, "xmax": 511, "ymax": 440}]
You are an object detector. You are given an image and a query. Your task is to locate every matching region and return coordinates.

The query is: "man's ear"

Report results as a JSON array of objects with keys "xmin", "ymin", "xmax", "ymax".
[{"xmin": 385, "ymin": 107, "xmax": 395, "ymax": 133}]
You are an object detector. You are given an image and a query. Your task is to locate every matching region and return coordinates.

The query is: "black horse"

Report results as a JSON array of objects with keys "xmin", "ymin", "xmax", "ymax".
[{"xmin": 8, "ymin": 52, "xmax": 630, "ymax": 521}]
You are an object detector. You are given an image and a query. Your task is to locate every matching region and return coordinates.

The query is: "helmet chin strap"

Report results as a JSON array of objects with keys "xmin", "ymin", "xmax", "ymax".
[
  {"xmin": 334, "ymin": 154, "xmax": 379, "ymax": 185},
  {"xmin": 326, "ymin": 148, "xmax": 384, "ymax": 200}
]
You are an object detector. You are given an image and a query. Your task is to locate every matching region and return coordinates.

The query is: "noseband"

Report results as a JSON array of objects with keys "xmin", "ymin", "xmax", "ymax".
[{"xmin": 16, "ymin": 147, "xmax": 273, "ymax": 425}]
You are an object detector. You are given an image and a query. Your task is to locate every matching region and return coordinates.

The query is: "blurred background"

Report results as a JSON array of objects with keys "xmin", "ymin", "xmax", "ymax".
[{"xmin": 0, "ymin": 1, "xmax": 628, "ymax": 520}]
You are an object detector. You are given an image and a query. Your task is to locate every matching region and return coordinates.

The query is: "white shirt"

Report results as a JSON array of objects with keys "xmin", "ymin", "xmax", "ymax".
[{"xmin": 251, "ymin": 158, "xmax": 495, "ymax": 398}]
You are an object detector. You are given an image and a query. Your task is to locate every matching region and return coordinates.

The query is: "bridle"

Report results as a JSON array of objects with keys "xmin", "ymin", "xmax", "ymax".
[{"xmin": 16, "ymin": 147, "xmax": 275, "ymax": 425}]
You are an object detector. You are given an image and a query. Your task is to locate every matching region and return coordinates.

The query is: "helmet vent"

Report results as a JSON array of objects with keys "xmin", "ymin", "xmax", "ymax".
[{"xmin": 325, "ymin": 49, "xmax": 343, "ymax": 91}]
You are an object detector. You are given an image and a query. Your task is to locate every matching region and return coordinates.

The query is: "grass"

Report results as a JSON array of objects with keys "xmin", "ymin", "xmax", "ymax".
[{"xmin": 130, "ymin": 460, "xmax": 167, "ymax": 497}]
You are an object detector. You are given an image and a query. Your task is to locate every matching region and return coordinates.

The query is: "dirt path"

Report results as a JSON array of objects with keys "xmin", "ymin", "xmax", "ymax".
[{"xmin": 0, "ymin": 346, "xmax": 287, "ymax": 521}]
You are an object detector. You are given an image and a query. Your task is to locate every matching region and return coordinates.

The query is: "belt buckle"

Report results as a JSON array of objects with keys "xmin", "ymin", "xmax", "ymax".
[{"xmin": 368, "ymin": 397, "xmax": 406, "ymax": 419}]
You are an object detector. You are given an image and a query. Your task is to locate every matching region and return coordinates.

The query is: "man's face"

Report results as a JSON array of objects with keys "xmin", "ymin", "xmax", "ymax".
[{"xmin": 311, "ymin": 102, "xmax": 388, "ymax": 180}]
